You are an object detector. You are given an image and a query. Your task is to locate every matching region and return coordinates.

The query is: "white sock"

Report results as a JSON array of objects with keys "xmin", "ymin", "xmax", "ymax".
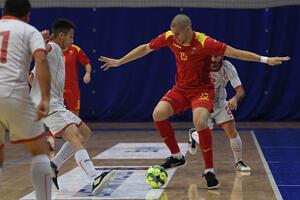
[
  {"xmin": 204, "ymin": 168, "xmax": 215, "ymax": 174},
  {"xmin": 51, "ymin": 142, "xmax": 74, "ymax": 169},
  {"xmin": 192, "ymin": 132, "xmax": 200, "ymax": 144},
  {"xmin": 171, "ymin": 152, "xmax": 183, "ymax": 159},
  {"xmin": 75, "ymin": 149, "xmax": 98, "ymax": 180},
  {"xmin": 31, "ymin": 155, "xmax": 52, "ymax": 200},
  {"xmin": 230, "ymin": 135, "xmax": 243, "ymax": 163}
]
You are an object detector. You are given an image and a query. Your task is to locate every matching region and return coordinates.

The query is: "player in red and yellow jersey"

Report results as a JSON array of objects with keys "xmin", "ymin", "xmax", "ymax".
[
  {"xmin": 99, "ymin": 14, "xmax": 289, "ymax": 189},
  {"xmin": 64, "ymin": 44, "xmax": 92, "ymax": 116}
]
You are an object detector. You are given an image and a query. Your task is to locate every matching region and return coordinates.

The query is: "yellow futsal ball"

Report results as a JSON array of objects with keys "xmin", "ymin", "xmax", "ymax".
[{"xmin": 145, "ymin": 165, "xmax": 168, "ymax": 189}]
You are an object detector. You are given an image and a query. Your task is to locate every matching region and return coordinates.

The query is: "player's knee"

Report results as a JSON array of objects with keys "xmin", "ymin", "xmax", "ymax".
[
  {"xmin": 152, "ymin": 107, "xmax": 168, "ymax": 121},
  {"xmin": 193, "ymin": 118, "xmax": 207, "ymax": 131},
  {"xmin": 81, "ymin": 126, "xmax": 91, "ymax": 141},
  {"xmin": 152, "ymin": 110, "xmax": 163, "ymax": 121},
  {"xmin": 78, "ymin": 123, "xmax": 91, "ymax": 141}
]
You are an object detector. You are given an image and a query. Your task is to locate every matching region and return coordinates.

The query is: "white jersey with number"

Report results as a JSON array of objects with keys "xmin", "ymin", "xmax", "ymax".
[
  {"xmin": 0, "ymin": 18, "xmax": 46, "ymax": 99},
  {"xmin": 30, "ymin": 42, "xmax": 82, "ymax": 136},
  {"xmin": 0, "ymin": 17, "xmax": 46, "ymax": 143},
  {"xmin": 30, "ymin": 42, "xmax": 65, "ymax": 113},
  {"xmin": 211, "ymin": 60, "xmax": 242, "ymax": 108}
]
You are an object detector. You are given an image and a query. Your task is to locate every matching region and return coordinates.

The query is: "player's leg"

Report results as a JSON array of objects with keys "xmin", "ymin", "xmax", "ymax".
[
  {"xmin": 23, "ymin": 136, "xmax": 52, "ymax": 200},
  {"xmin": 50, "ymin": 112, "xmax": 91, "ymax": 171},
  {"xmin": 46, "ymin": 110, "xmax": 114, "ymax": 195},
  {"xmin": 215, "ymin": 102, "xmax": 250, "ymax": 172},
  {"xmin": 191, "ymin": 91, "xmax": 219, "ymax": 189},
  {"xmin": 63, "ymin": 124, "xmax": 115, "ymax": 195},
  {"xmin": 220, "ymin": 121, "xmax": 251, "ymax": 172},
  {"xmin": 193, "ymin": 108, "xmax": 219, "ymax": 189},
  {"xmin": 6, "ymin": 98, "xmax": 52, "ymax": 200},
  {"xmin": 153, "ymin": 88, "xmax": 189, "ymax": 169},
  {"xmin": 188, "ymin": 116, "xmax": 215, "ymax": 155}
]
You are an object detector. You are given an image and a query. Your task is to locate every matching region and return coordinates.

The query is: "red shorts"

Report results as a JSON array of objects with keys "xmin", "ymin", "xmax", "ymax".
[
  {"xmin": 160, "ymin": 86, "xmax": 214, "ymax": 114},
  {"xmin": 64, "ymin": 87, "xmax": 80, "ymax": 111}
]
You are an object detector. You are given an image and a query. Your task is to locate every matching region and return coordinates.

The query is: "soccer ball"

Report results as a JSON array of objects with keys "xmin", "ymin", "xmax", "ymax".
[{"xmin": 145, "ymin": 165, "xmax": 168, "ymax": 189}]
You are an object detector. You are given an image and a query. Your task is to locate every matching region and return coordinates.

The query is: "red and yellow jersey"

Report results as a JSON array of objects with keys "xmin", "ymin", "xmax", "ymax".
[
  {"xmin": 63, "ymin": 44, "xmax": 90, "ymax": 88},
  {"xmin": 149, "ymin": 31, "xmax": 227, "ymax": 90}
]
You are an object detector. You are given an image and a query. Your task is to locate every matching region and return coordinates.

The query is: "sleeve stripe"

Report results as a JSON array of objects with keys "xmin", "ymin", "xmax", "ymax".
[{"xmin": 32, "ymin": 48, "xmax": 46, "ymax": 58}]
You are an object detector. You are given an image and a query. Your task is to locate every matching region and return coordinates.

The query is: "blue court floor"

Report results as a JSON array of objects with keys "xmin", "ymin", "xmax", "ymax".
[{"xmin": 255, "ymin": 128, "xmax": 300, "ymax": 200}]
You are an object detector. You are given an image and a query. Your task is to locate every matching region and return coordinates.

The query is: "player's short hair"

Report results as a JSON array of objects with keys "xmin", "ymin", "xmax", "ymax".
[
  {"xmin": 3, "ymin": 0, "xmax": 31, "ymax": 18},
  {"xmin": 52, "ymin": 18, "xmax": 75, "ymax": 37},
  {"xmin": 171, "ymin": 14, "xmax": 192, "ymax": 29}
]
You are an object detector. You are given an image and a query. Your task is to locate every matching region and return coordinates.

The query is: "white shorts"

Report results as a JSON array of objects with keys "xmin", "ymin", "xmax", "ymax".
[
  {"xmin": 208, "ymin": 101, "xmax": 234, "ymax": 129},
  {"xmin": 43, "ymin": 109, "xmax": 82, "ymax": 136},
  {"xmin": 0, "ymin": 97, "xmax": 45, "ymax": 144}
]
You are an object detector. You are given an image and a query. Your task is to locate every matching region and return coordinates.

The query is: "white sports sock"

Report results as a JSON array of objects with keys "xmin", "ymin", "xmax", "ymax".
[
  {"xmin": 75, "ymin": 149, "xmax": 98, "ymax": 180},
  {"xmin": 204, "ymin": 168, "xmax": 215, "ymax": 174},
  {"xmin": 31, "ymin": 155, "xmax": 52, "ymax": 200},
  {"xmin": 171, "ymin": 152, "xmax": 183, "ymax": 159},
  {"xmin": 230, "ymin": 134, "xmax": 243, "ymax": 163},
  {"xmin": 192, "ymin": 132, "xmax": 200, "ymax": 144},
  {"xmin": 51, "ymin": 142, "xmax": 74, "ymax": 169}
]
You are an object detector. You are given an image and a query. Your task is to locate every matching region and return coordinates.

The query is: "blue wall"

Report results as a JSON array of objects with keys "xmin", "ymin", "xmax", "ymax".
[{"xmin": 26, "ymin": 6, "xmax": 299, "ymax": 121}]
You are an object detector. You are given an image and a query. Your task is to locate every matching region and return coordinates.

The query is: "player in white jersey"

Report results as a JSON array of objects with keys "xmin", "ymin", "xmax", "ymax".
[
  {"xmin": 30, "ymin": 18, "xmax": 115, "ymax": 195},
  {"xmin": 0, "ymin": 0, "xmax": 52, "ymax": 199},
  {"xmin": 188, "ymin": 56, "xmax": 251, "ymax": 172}
]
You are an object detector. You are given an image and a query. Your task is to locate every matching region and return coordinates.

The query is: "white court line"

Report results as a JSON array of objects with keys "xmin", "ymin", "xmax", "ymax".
[{"xmin": 251, "ymin": 131, "xmax": 283, "ymax": 200}]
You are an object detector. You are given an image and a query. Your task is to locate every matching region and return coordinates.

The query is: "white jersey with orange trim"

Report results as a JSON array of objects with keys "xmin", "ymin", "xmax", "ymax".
[
  {"xmin": 30, "ymin": 42, "xmax": 65, "ymax": 113},
  {"xmin": 208, "ymin": 60, "xmax": 241, "ymax": 129},
  {"xmin": 0, "ymin": 18, "xmax": 45, "ymax": 99},
  {"xmin": 210, "ymin": 60, "xmax": 242, "ymax": 107}
]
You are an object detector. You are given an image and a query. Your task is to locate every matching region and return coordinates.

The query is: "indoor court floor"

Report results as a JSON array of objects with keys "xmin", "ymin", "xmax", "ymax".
[{"xmin": 0, "ymin": 122, "xmax": 299, "ymax": 200}]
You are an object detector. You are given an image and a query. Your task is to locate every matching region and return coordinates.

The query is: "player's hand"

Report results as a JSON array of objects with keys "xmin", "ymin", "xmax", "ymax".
[
  {"xmin": 228, "ymin": 97, "xmax": 238, "ymax": 111},
  {"xmin": 267, "ymin": 56, "xmax": 290, "ymax": 66},
  {"xmin": 83, "ymin": 73, "xmax": 91, "ymax": 84},
  {"xmin": 41, "ymin": 30, "xmax": 52, "ymax": 42},
  {"xmin": 99, "ymin": 56, "xmax": 122, "ymax": 71},
  {"xmin": 36, "ymin": 100, "xmax": 49, "ymax": 121}
]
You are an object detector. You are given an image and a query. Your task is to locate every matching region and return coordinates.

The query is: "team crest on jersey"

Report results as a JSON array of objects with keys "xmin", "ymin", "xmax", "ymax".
[{"xmin": 69, "ymin": 50, "xmax": 74, "ymax": 55}]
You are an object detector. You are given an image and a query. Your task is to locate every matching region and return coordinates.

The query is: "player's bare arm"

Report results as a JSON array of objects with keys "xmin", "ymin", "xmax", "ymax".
[
  {"xmin": 99, "ymin": 43, "xmax": 154, "ymax": 71},
  {"xmin": 34, "ymin": 50, "xmax": 51, "ymax": 120},
  {"xmin": 224, "ymin": 45, "xmax": 290, "ymax": 66},
  {"xmin": 228, "ymin": 85, "xmax": 245, "ymax": 110},
  {"xmin": 83, "ymin": 63, "xmax": 92, "ymax": 84}
]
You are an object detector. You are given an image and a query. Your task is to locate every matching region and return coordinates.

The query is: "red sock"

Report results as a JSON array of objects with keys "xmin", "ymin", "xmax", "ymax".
[
  {"xmin": 154, "ymin": 120, "xmax": 180, "ymax": 154},
  {"xmin": 198, "ymin": 128, "xmax": 213, "ymax": 169}
]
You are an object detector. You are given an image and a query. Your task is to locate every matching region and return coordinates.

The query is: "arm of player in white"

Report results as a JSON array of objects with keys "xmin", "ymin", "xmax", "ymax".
[{"xmin": 225, "ymin": 61, "xmax": 245, "ymax": 111}]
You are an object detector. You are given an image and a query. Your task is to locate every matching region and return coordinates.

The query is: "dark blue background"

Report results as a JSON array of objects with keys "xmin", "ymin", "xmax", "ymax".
[{"xmin": 22, "ymin": 6, "xmax": 299, "ymax": 121}]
